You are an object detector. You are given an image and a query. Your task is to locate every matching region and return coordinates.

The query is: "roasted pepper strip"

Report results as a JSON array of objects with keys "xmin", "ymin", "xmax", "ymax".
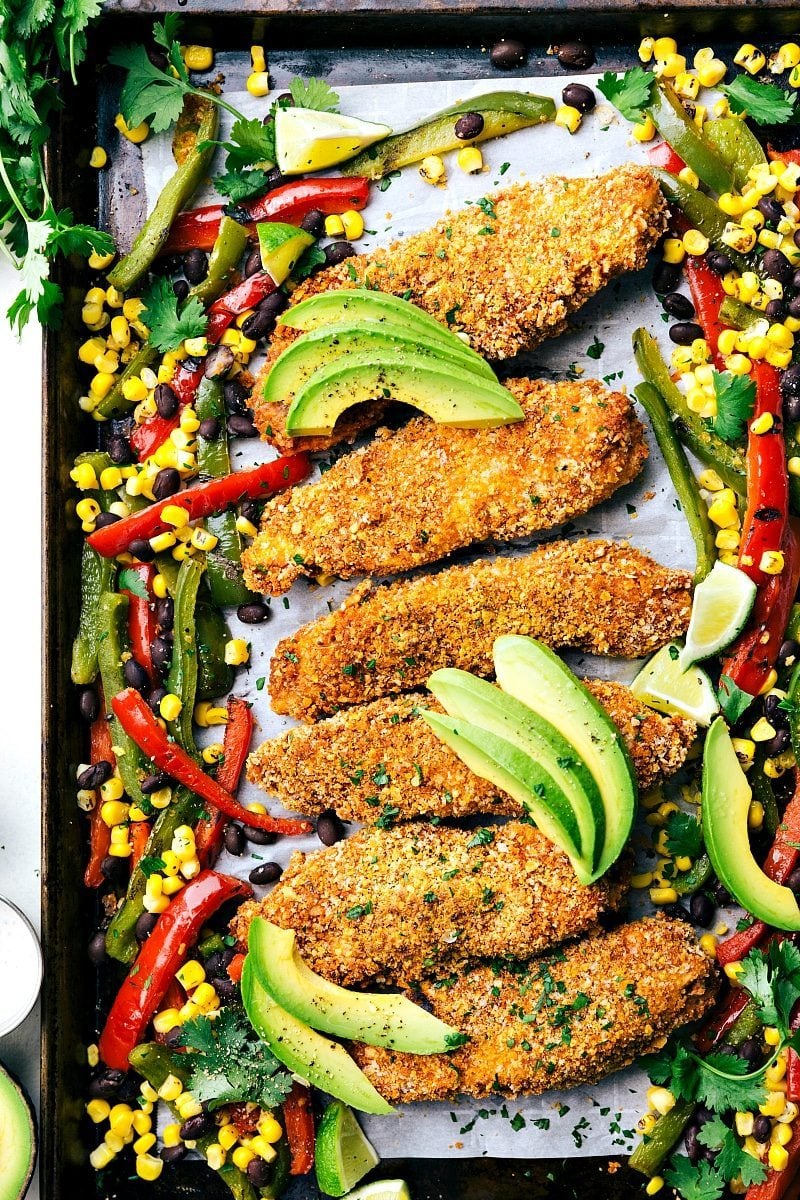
[
  {"xmin": 195, "ymin": 379, "xmax": 252, "ymax": 605},
  {"xmin": 342, "ymin": 92, "xmax": 555, "ymax": 180},
  {"xmin": 88, "ymin": 454, "xmax": 311, "ymax": 557},
  {"xmin": 94, "ymin": 345, "xmax": 160, "ymax": 420},
  {"xmin": 653, "ymin": 169, "xmax": 751, "ymax": 275},
  {"xmin": 683, "ymin": 256, "xmax": 729, "ymax": 370},
  {"xmin": 704, "ymin": 116, "xmax": 766, "ymax": 191},
  {"xmin": 768, "ymin": 146, "xmax": 800, "ymax": 168},
  {"xmin": 207, "ymin": 271, "xmax": 277, "ymax": 344},
  {"xmin": 129, "ymin": 358, "xmax": 206, "ymax": 462},
  {"xmin": 282, "ymin": 1083, "xmax": 315, "ymax": 1176},
  {"xmin": 719, "ymin": 295, "xmax": 763, "ymax": 331},
  {"xmin": 673, "ymin": 853, "xmax": 713, "ymax": 896},
  {"xmin": 112, "ymin": 687, "xmax": 314, "ymax": 836},
  {"xmin": 96, "ymin": 592, "xmax": 147, "ymax": 811},
  {"xmin": 195, "ymin": 601, "xmax": 234, "ymax": 699},
  {"xmin": 628, "ymin": 1100, "xmax": 695, "ymax": 1177},
  {"xmin": 163, "ymin": 177, "xmax": 371, "ymax": 255},
  {"xmin": 71, "ymin": 540, "xmax": 117, "ymax": 685},
  {"xmin": 647, "ymin": 140, "xmax": 686, "ymax": 174},
  {"xmin": 695, "ymin": 989, "xmax": 756, "ymax": 1056},
  {"xmin": 107, "ymin": 96, "xmax": 219, "ymax": 293},
  {"xmin": 648, "ymin": 82, "xmax": 735, "ymax": 195},
  {"xmin": 165, "ymin": 558, "xmax": 205, "ymax": 754},
  {"xmin": 195, "ymin": 696, "xmax": 254, "ymax": 866},
  {"xmin": 737, "ymin": 363, "xmax": 789, "ymax": 588},
  {"xmin": 121, "ymin": 561, "xmax": 157, "ymax": 685},
  {"xmin": 634, "ymin": 382, "xmax": 715, "ymax": 583},
  {"xmin": 84, "ymin": 700, "xmax": 114, "ymax": 888},
  {"xmin": 99, "ymin": 869, "xmax": 251, "ymax": 1070},
  {"xmin": 188, "ymin": 216, "xmax": 249, "ymax": 308},
  {"xmin": 633, "ymin": 327, "xmax": 746, "ymax": 493}
]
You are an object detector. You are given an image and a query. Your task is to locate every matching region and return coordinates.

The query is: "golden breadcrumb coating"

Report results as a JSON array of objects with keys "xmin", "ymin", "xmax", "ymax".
[
  {"xmin": 250, "ymin": 164, "xmax": 667, "ymax": 450},
  {"xmin": 243, "ymin": 377, "xmax": 647, "ymax": 595},
  {"xmin": 229, "ymin": 821, "xmax": 630, "ymax": 987},
  {"xmin": 267, "ymin": 539, "xmax": 693, "ymax": 720},
  {"xmin": 247, "ymin": 683, "xmax": 695, "ymax": 823},
  {"xmin": 350, "ymin": 917, "xmax": 717, "ymax": 1101}
]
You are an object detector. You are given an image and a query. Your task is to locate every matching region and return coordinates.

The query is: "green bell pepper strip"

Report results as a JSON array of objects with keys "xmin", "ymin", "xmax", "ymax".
[
  {"xmin": 703, "ymin": 116, "xmax": 766, "ymax": 192},
  {"xmin": 342, "ymin": 92, "xmax": 556, "ymax": 180},
  {"xmin": 94, "ymin": 345, "xmax": 159, "ymax": 420},
  {"xmin": 673, "ymin": 852, "xmax": 712, "ymax": 895},
  {"xmin": 96, "ymin": 592, "xmax": 148, "ymax": 813},
  {"xmin": 188, "ymin": 216, "xmax": 249, "ymax": 308},
  {"xmin": 633, "ymin": 328, "xmax": 746, "ymax": 494},
  {"xmin": 195, "ymin": 378, "xmax": 252, "ymax": 606},
  {"xmin": 719, "ymin": 295, "xmax": 763, "ymax": 331},
  {"xmin": 648, "ymin": 83, "xmax": 735, "ymax": 196},
  {"xmin": 752, "ymin": 756, "xmax": 780, "ymax": 838},
  {"xmin": 71, "ymin": 540, "xmax": 117, "ymax": 684},
  {"xmin": 196, "ymin": 600, "xmax": 234, "ymax": 700},
  {"xmin": 653, "ymin": 169, "xmax": 751, "ymax": 275},
  {"xmin": 634, "ymin": 382, "xmax": 716, "ymax": 584},
  {"xmin": 107, "ymin": 96, "xmax": 219, "ymax": 293},
  {"xmin": 165, "ymin": 558, "xmax": 205, "ymax": 754}
]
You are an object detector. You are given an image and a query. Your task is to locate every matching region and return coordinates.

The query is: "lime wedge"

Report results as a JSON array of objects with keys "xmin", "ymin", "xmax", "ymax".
[
  {"xmin": 276, "ymin": 107, "xmax": 392, "ymax": 174},
  {"xmin": 315, "ymin": 1100, "xmax": 380, "ymax": 1198},
  {"xmin": 680, "ymin": 560, "xmax": 756, "ymax": 667},
  {"xmin": 631, "ymin": 642, "xmax": 719, "ymax": 726},
  {"xmin": 344, "ymin": 1184, "xmax": 412, "ymax": 1200}
]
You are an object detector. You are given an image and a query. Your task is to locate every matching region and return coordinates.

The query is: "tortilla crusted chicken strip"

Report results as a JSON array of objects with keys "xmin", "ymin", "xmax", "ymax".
[
  {"xmin": 251, "ymin": 164, "xmax": 667, "ymax": 450},
  {"xmin": 268, "ymin": 539, "xmax": 693, "ymax": 720},
  {"xmin": 243, "ymin": 377, "xmax": 647, "ymax": 596},
  {"xmin": 350, "ymin": 917, "xmax": 717, "ymax": 1101},
  {"xmin": 247, "ymin": 683, "xmax": 695, "ymax": 823},
  {"xmin": 229, "ymin": 822, "xmax": 630, "ymax": 987}
]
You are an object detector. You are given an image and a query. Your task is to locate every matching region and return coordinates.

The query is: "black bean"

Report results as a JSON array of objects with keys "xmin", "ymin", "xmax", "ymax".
[
  {"xmin": 701, "ymin": 1145, "xmax": 718, "ymax": 1165},
  {"xmin": 706, "ymin": 250, "xmax": 733, "ymax": 277},
  {"xmin": 148, "ymin": 686, "xmax": 168, "ymax": 714},
  {"xmin": 204, "ymin": 345, "xmax": 235, "ymax": 379},
  {"xmin": 100, "ymin": 854, "xmax": 126, "ymax": 884},
  {"xmin": 147, "ymin": 48, "xmax": 169, "ymax": 71},
  {"xmin": 155, "ymin": 597, "xmax": 174, "ymax": 631},
  {"xmin": 89, "ymin": 1069, "xmax": 126, "ymax": 1100},
  {"xmin": 766, "ymin": 299, "xmax": 787, "ymax": 322},
  {"xmin": 779, "ymin": 638, "xmax": 800, "ymax": 668},
  {"xmin": 661, "ymin": 901, "xmax": 691, "ymax": 923},
  {"xmin": 173, "ymin": 279, "xmax": 190, "ymax": 303},
  {"xmin": 712, "ymin": 881, "xmax": 732, "ymax": 906},
  {"xmin": 561, "ymin": 82, "xmax": 596, "ymax": 113},
  {"xmin": 789, "ymin": 296, "xmax": 800, "ymax": 321},
  {"xmin": 300, "ymin": 208, "xmax": 325, "ymax": 238},
  {"xmin": 183, "ymin": 248, "xmax": 208, "ymax": 285},
  {"xmin": 164, "ymin": 1025, "xmax": 184, "ymax": 1048},
  {"xmin": 79, "ymin": 686, "xmax": 100, "ymax": 723},
  {"xmin": 759, "ymin": 197, "xmax": 785, "ymax": 225},
  {"xmin": 669, "ymin": 321, "xmax": 704, "ymax": 346},
  {"xmin": 224, "ymin": 823, "xmax": 246, "ymax": 856},
  {"xmin": 123, "ymin": 658, "xmax": 150, "ymax": 692},
  {"xmin": 152, "ymin": 467, "xmax": 181, "ymax": 500},
  {"xmin": 244, "ymin": 826, "xmax": 276, "ymax": 845},
  {"xmin": 652, "ymin": 261, "xmax": 682, "ymax": 294},
  {"xmin": 241, "ymin": 307, "xmax": 275, "ymax": 341},
  {"xmin": 781, "ymin": 364, "xmax": 800, "ymax": 404},
  {"xmin": 753, "ymin": 1115, "xmax": 772, "ymax": 1143},
  {"xmin": 556, "ymin": 41, "xmax": 595, "ymax": 70},
  {"xmin": 154, "ymin": 383, "xmax": 179, "ymax": 419},
  {"xmin": 766, "ymin": 727, "xmax": 792, "ymax": 756},
  {"xmin": 237, "ymin": 600, "xmax": 270, "ymax": 624},
  {"xmin": 762, "ymin": 248, "xmax": 794, "ymax": 285},
  {"xmin": 454, "ymin": 112, "xmax": 485, "ymax": 140},
  {"xmin": 223, "ymin": 379, "xmax": 249, "ymax": 415},
  {"xmin": 135, "ymin": 912, "xmax": 158, "ymax": 942},
  {"xmin": 88, "ymin": 931, "xmax": 107, "ymax": 964},
  {"xmin": 489, "ymin": 38, "xmax": 527, "ymax": 70},
  {"xmin": 141, "ymin": 772, "xmax": 170, "ymax": 794},
  {"xmin": 244, "ymin": 248, "xmax": 263, "ymax": 277},
  {"xmin": 249, "ymin": 861, "xmax": 283, "ymax": 884},
  {"xmin": 324, "ymin": 240, "xmax": 356, "ymax": 266},
  {"xmin": 197, "ymin": 417, "xmax": 220, "ymax": 444},
  {"xmin": 266, "ymin": 166, "xmax": 286, "ymax": 189},
  {"xmin": 128, "ymin": 537, "xmax": 155, "ymax": 563},
  {"xmin": 684, "ymin": 1124, "xmax": 701, "ymax": 1165},
  {"xmin": 227, "ymin": 414, "xmax": 258, "ymax": 438},
  {"xmin": 150, "ymin": 638, "xmax": 173, "ymax": 674},
  {"xmin": 788, "ymin": 867, "xmax": 800, "ymax": 894},
  {"xmin": 257, "ymin": 289, "xmax": 289, "ymax": 320},
  {"xmin": 107, "ymin": 434, "xmax": 132, "ymax": 464},
  {"xmin": 180, "ymin": 1113, "xmax": 214, "ymax": 1140},
  {"xmin": 240, "ymin": 500, "xmax": 261, "ymax": 524},
  {"xmin": 77, "ymin": 760, "xmax": 113, "ymax": 789},
  {"xmin": 794, "ymin": 229, "xmax": 800, "ymax": 252},
  {"xmin": 689, "ymin": 891, "xmax": 714, "ymax": 927},
  {"xmin": 317, "ymin": 810, "xmax": 344, "ymax": 846},
  {"xmin": 215, "ymin": 978, "xmax": 239, "ymax": 1003},
  {"xmin": 161, "ymin": 1145, "xmax": 187, "ymax": 1164},
  {"xmin": 739, "ymin": 1038, "xmax": 763, "ymax": 1068},
  {"xmin": 94, "ymin": 512, "xmax": 121, "ymax": 530},
  {"xmin": 662, "ymin": 292, "xmax": 695, "ymax": 320},
  {"xmin": 764, "ymin": 692, "xmax": 781, "ymax": 719}
]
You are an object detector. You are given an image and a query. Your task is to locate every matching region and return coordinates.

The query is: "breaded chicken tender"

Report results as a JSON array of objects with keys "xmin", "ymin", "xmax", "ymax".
[
  {"xmin": 246, "ymin": 682, "xmax": 695, "ymax": 823},
  {"xmin": 229, "ymin": 822, "xmax": 630, "ymax": 987},
  {"xmin": 251, "ymin": 164, "xmax": 667, "ymax": 450},
  {"xmin": 243, "ymin": 377, "xmax": 647, "ymax": 595},
  {"xmin": 268, "ymin": 540, "xmax": 693, "ymax": 720},
  {"xmin": 350, "ymin": 917, "xmax": 717, "ymax": 1101}
]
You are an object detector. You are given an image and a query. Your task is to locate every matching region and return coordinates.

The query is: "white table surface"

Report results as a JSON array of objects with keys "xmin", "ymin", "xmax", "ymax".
[{"xmin": 0, "ymin": 265, "xmax": 43, "ymax": 1199}]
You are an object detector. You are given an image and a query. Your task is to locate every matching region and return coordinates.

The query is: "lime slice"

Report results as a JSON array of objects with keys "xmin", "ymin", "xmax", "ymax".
[
  {"xmin": 681, "ymin": 560, "xmax": 757, "ymax": 667},
  {"xmin": 276, "ymin": 107, "xmax": 392, "ymax": 174},
  {"xmin": 315, "ymin": 1100, "xmax": 380, "ymax": 1198},
  {"xmin": 631, "ymin": 642, "xmax": 719, "ymax": 726},
  {"xmin": 344, "ymin": 1184, "xmax": 411, "ymax": 1200}
]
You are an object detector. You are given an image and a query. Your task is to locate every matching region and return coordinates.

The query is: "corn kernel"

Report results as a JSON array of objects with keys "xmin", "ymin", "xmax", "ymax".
[
  {"xmin": 180, "ymin": 856, "xmax": 201, "ymax": 881},
  {"xmin": 133, "ymin": 1132, "xmax": 156, "ymax": 1155},
  {"xmin": 717, "ymin": 328, "xmax": 738, "ymax": 357},
  {"xmin": 202, "ymin": 743, "xmax": 225, "ymax": 765},
  {"xmin": 153, "ymin": 1007, "xmax": 182, "ymax": 1034},
  {"xmin": 658, "ymin": 53, "xmax": 687, "ymax": 79},
  {"xmin": 86, "ymin": 1098, "xmax": 111, "ymax": 1123},
  {"xmin": 176, "ymin": 959, "xmax": 205, "ymax": 991},
  {"xmin": 699, "ymin": 933, "xmax": 719, "ymax": 957},
  {"xmin": 645, "ymin": 1179, "xmax": 664, "ymax": 1197},
  {"xmin": 232, "ymin": 1145, "xmax": 256, "ymax": 1170},
  {"xmin": 324, "ymin": 214, "xmax": 345, "ymax": 237},
  {"xmin": 183, "ymin": 336, "xmax": 208, "ymax": 357},
  {"xmin": 456, "ymin": 146, "xmax": 485, "ymax": 174},
  {"xmin": 761, "ymin": 550, "xmax": 785, "ymax": 575},
  {"xmin": 192, "ymin": 982, "xmax": 218, "ymax": 1011},
  {"xmin": 218, "ymin": 1123, "xmax": 239, "ymax": 1151},
  {"xmin": 238, "ymin": 335, "xmax": 258, "ymax": 355},
  {"xmin": 157, "ymin": 1074, "xmax": 183, "ymax": 1103},
  {"xmin": 774, "ymin": 1122, "xmax": 794, "ymax": 1146},
  {"xmin": 766, "ymin": 346, "xmax": 793, "ymax": 369},
  {"xmin": 183, "ymin": 44, "xmax": 213, "ymax": 71},
  {"xmin": 135, "ymin": 1153, "xmax": 164, "ymax": 1181},
  {"xmin": 115, "ymin": 113, "xmax": 149, "ymax": 144},
  {"xmin": 109, "ymin": 1104, "xmax": 134, "ymax": 1138},
  {"xmin": 420, "ymin": 155, "xmax": 445, "ymax": 185},
  {"xmin": 735, "ymin": 43, "xmax": 766, "ymax": 74},
  {"xmin": 100, "ymin": 798, "xmax": 129, "ymax": 826},
  {"xmin": 159, "ymin": 693, "xmax": 182, "ymax": 722},
  {"xmin": 653, "ymin": 37, "xmax": 677, "ymax": 58},
  {"xmin": 646, "ymin": 1085, "xmax": 676, "ymax": 1115},
  {"xmin": 249, "ymin": 1135, "xmax": 277, "ymax": 1162},
  {"xmin": 677, "ymin": 166, "xmax": 700, "ymax": 190},
  {"xmin": 725, "ymin": 353, "xmax": 752, "ymax": 375},
  {"xmin": 697, "ymin": 58, "xmax": 727, "ymax": 88},
  {"xmin": 258, "ymin": 1115, "xmax": 283, "ymax": 1143},
  {"xmin": 246, "ymin": 71, "xmax": 271, "ymax": 97},
  {"xmin": 555, "ymin": 105, "xmax": 582, "ymax": 134},
  {"xmin": 708, "ymin": 496, "xmax": 740, "ymax": 528},
  {"xmin": 207, "ymin": 1143, "xmax": 226, "ymax": 1171},
  {"xmin": 778, "ymin": 1099, "xmax": 799, "ymax": 1124},
  {"xmin": 722, "ymin": 223, "xmax": 757, "ymax": 253},
  {"xmin": 225, "ymin": 637, "xmax": 250, "ymax": 666},
  {"xmin": 176, "ymin": 1093, "xmax": 203, "ymax": 1120},
  {"xmin": 769, "ymin": 1144, "xmax": 790, "ymax": 1171},
  {"xmin": 649, "ymin": 886, "xmax": 679, "ymax": 905},
  {"xmin": 632, "ymin": 115, "xmax": 656, "ymax": 142},
  {"xmin": 662, "ymin": 237, "xmax": 685, "ymax": 264},
  {"xmin": 90, "ymin": 1144, "xmax": 115, "ymax": 1170},
  {"xmin": 683, "ymin": 228, "xmax": 709, "ymax": 256},
  {"xmin": 189, "ymin": 527, "xmax": 219, "ymax": 552},
  {"xmin": 337, "ymin": 209, "xmax": 365, "ymax": 240},
  {"xmin": 162, "ymin": 1122, "xmax": 182, "ymax": 1148},
  {"xmin": 767, "ymin": 1055, "xmax": 789, "ymax": 1085},
  {"xmin": 749, "ymin": 799, "xmax": 765, "ymax": 830}
]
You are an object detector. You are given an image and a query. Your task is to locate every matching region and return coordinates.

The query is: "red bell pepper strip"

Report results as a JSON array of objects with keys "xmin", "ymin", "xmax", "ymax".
[
  {"xmin": 283, "ymin": 1082, "xmax": 315, "ymax": 1176},
  {"xmin": 84, "ymin": 704, "xmax": 114, "ymax": 888},
  {"xmin": 746, "ymin": 1118, "xmax": 800, "ymax": 1198},
  {"xmin": 717, "ymin": 778, "xmax": 800, "ymax": 966},
  {"xmin": 121, "ymin": 562, "xmax": 157, "ymax": 684},
  {"xmin": 111, "ymin": 688, "xmax": 314, "ymax": 837},
  {"xmin": 206, "ymin": 271, "xmax": 278, "ymax": 344},
  {"xmin": 648, "ymin": 141, "xmax": 686, "ymax": 174},
  {"xmin": 723, "ymin": 519, "xmax": 800, "ymax": 697},
  {"xmin": 768, "ymin": 146, "xmax": 800, "ymax": 168},
  {"xmin": 130, "ymin": 360, "xmax": 206, "ymax": 462},
  {"xmin": 163, "ymin": 177, "xmax": 371, "ymax": 255},
  {"xmin": 684, "ymin": 256, "xmax": 729, "ymax": 369},
  {"xmin": 737, "ymin": 362, "xmax": 789, "ymax": 589},
  {"xmin": 88, "ymin": 455, "xmax": 311, "ymax": 558},
  {"xmin": 694, "ymin": 987, "xmax": 751, "ymax": 1055},
  {"xmin": 227, "ymin": 952, "xmax": 246, "ymax": 983},
  {"xmin": 129, "ymin": 821, "xmax": 151, "ymax": 873},
  {"xmin": 195, "ymin": 697, "xmax": 254, "ymax": 866},
  {"xmin": 98, "ymin": 869, "xmax": 251, "ymax": 1070}
]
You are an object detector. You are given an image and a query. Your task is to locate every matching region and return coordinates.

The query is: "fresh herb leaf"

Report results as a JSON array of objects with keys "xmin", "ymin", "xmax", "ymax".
[
  {"xmin": 712, "ymin": 370, "xmax": 756, "ymax": 442},
  {"xmin": 293, "ymin": 244, "xmax": 327, "ymax": 281},
  {"xmin": 109, "ymin": 44, "xmax": 190, "ymax": 133},
  {"xmin": 180, "ymin": 1007, "xmax": 293, "ymax": 1110},
  {"xmin": 697, "ymin": 1052, "xmax": 768, "ymax": 1113},
  {"xmin": 664, "ymin": 1157, "xmax": 725, "ymax": 1200},
  {"xmin": 696, "ymin": 1115, "xmax": 768, "ymax": 1188},
  {"xmin": 118, "ymin": 567, "xmax": 149, "ymax": 599},
  {"xmin": 721, "ymin": 76, "xmax": 798, "ymax": 126},
  {"xmin": 141, "ymin": 276, "xmax": 207, "ymax": 352},
  {"xmin": 665, "ymin": 810, "xmax": 703, "ymax": 859},
  {"xmin": 288, "ymin": 76, "xmax": 340, "ymax": 113},
  {"xmin": 586, "ymin": 336, "xmax": 605, "ymax": 360},
  {"xmin": 214, "ymin": 168, "xmax": 271, "ymax": 202},
  {"xmin": 138, "ymin": 855, "xmax": 166, "ymax": 878},
  {"xmin": 717, "ymin": 674, "xmax": 754, "ymax": 723},
  {"xmin": 467, "ymin": 827, "xmax": 494, "ymax": 848},
  {"xmin": 596, "ymin": 68, "xmax": 655, "ymax": 123},
  {"xmin": 214, "ymin": 116, "xmax": 276, "ymax": 172}
]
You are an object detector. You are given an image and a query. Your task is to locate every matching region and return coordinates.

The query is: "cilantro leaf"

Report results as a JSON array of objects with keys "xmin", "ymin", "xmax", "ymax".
[
  {"xmin": 717, "ymin": 674, "xmax": 755, "ymax": 723},
  {"xmin": 665, "ymin": 810, "xmax": 703, "ymax": 859},
  {"xmin": 288, "ymin": 76, "xmax": 340, "ymax": 113},
  {"xmin": 215, "ymin": 168, "xmax": 271, "ymax": 202},
  {"xmin": 740, "ymin": 942, "xmax": 800, "ymax": 1035},
  {"xmin": 138, "ymin": 855, "xmax": 166, "ymax": 878},
  {"xmin": 698, "ymin": 1052, "xmax": 768, "ymax": 1112},
  {"xmin": 180, "ymin": 1007, "xmax": 293, "ymax": 1110},
  {"xmin": 118, "ymin": 568, "xmax": 149, "ymax": 598},
  {"xmin": 109, "ymin": 44, "xmax": 189, "ymax": 133},
  {"xmin": 697, "ymin": 1115, "xmax": 768, "ymax": 1188},
  {"xmin": 210, "ymin": 116, "xmax": 276, "ymax": 200},
  {"xmin": 664, "ymin": 1157, "xmax": 725, "ymax": 1200},
  {"xmin": 152, "ymin": 14, "xmax": 188, "ymax": 82},
  {"xmin": 738, "ymin": 950, "xmax": 777, "ymax": 1027},
  {"xmin": 596, "ymin": 67, "xmax": 655, "ymax": 123},
  {"xmin": 292, "ymin": 244, "xmax": 327, "ymax": 281},
  {"xmin": 712, "ymin": 370, "xmax": 756, "ymax": 442},
  {"xmin": 721, "ymin": 76, "xmax": 798, "ymax": 126},
  {"xmin": 141, "ymin": 276, "xmax": 207, "ymax": 352}
]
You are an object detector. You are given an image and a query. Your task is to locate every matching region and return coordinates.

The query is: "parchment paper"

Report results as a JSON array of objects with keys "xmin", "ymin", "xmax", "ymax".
[{"xmin": 141, "ymin": 71, "xmax": 700, "ymax": 1159}]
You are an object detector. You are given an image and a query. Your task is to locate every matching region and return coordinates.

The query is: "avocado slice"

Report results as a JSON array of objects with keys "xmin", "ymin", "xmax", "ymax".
[
  {"xmin": 0, "ymin": 1063, "xmax": 36, "ymax": 1200},
  {"xmin": 428, "ymin": 668, "xmax": 605, "ymax": 879},
  {"xmin": 285, "ymin": 349, "xmax": 523, "ymax": 436},
  {"xmin": 257, "ymin": 221, "xmax": 315, "ymax": 286},
  {"xmin": 266, "ymin": 320, "xmax": 496, "ymax": 408},
  {"xmin": 493, "ymin": 636, "xmax": 636, "ymax": 878},
  {"xmin": 248, "ymin": 917, "xmax": 461, "ymax": 1053},
  {"xmin": 420, "ymin": 710, "xmax": 587, "ymax": 871},
  {"xmin": 241, "ymin": 957, "xmax": 394, "ymax": 1115},
  {"xmin": 702, "ymin": 718, "xmax": 800, "ymax": 930}
]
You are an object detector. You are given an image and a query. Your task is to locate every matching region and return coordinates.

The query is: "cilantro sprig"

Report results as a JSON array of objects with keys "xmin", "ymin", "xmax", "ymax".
[
  {"xmin": 664, "ymin": 810, "xmax": 703, "ymax": 860},
  {"xmin": 712, "ymin": 370, "xmax": 756, "ymax": 443},
  {"xmin": 140, "ymin": 275, "xmax": 207, "ymax": 353},
  {"xmin": 596, "ymin": 67, "xmax": 655, "ymax": 123},
  {"xmin": 721, "ymin": 75, "xmax": 798, "ymax": 126},
  {"xmin": 179, "ymin": 1007, "xmax": 293, "ymax": 1110}
]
